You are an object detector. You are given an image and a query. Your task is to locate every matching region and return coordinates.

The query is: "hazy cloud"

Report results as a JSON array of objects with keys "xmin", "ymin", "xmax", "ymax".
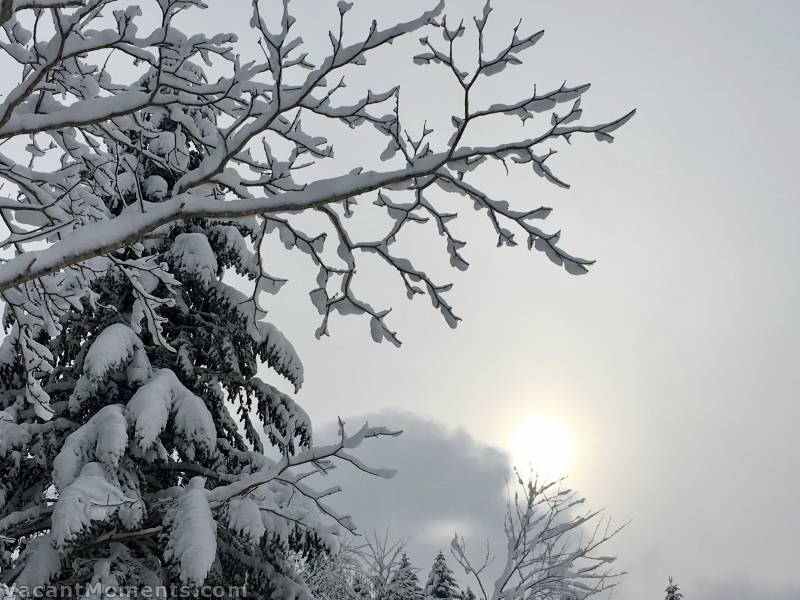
[
  {"xmin": 317, "ymin": 411, "xmax": 511, "ymax": 580},
  {"xmin": 692, "ymin": 579, "xmax": 800, "ymax": 600}
]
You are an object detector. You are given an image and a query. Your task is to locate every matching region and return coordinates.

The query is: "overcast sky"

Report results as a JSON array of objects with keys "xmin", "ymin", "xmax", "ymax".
[
  {"xmin": 5, "ymin": 0, "xmax": 798, "ymax": 598},
  {"xmin": 232, "ymin": 1, "xmax": 800, "ymax": 598}
]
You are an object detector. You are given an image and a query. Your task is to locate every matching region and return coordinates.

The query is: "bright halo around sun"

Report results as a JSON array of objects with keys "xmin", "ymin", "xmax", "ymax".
[{"xmin": 509, "ymin": 416, "xmax": 574, "ymax": 478}]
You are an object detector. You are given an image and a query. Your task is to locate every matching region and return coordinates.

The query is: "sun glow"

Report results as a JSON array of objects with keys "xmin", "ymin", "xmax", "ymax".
[{"xmin": 509, "ymin": 416, "xmax": 574, "ymax": 478}]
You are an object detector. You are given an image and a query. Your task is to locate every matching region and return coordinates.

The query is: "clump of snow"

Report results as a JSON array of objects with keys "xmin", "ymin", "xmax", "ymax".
[
  {"xmin": 225, "ymin": 496, "xmax": 265, "ymax": 544},
  {"xmin": 218, "ymin": 282, "xmax": 304, "ymax": 389},
  {"xmin": 51, "ymin": 462, "xmax": 134, "ymax": 548},
  {"xmin": 53, "ymin": 404, "xmax": 129, "ymax": 491},
  {"xmin": 0, "ymin": 409, "xmax": 31, "ymax": 458},
  {"xmin": 127, "ymin": 369, "xmax": 216, "ymax": 459},
  {"xmin": 207, "ymin": 224, "xmax": 260, "ymax": 278},
  {"xmin": 144, "ymin": 175, "xmax": 168, "ymax": 199},
  {"xmin": 224, "ymin": 483, "xmax": 338, "ymax": 553},
  {"xmin": 167, "ymin": 230, "xmax": 303, "ymax": 389},
  {"xmin": 70, "ymin": 324, "xmax": 151, "ymax": 411},
  {"xmin": 83, "ymin": 323, "xmax": 151, "ymax": 385},
  {"xmin": 0, "ymin": 326, "xmax": 18, "ymax": 370},
  {"xmin": 163, "ymin": 477, "xmax": 217, "ymax": 587},
  {"xmin": 15, "ymin": 535, "xmax": 62, "ymax": 588},
  {"xmin": 167, "ymin": 233, "xmax": 218, "ymax": 288},
  {"xmin": 148, "ymin": 129, "xmax": 190, "ymax": 171},
  {"xmin": 114, "ymin": 171, "xmax": 137, "ymax": 195},
  {"xmin": 0, "ymin": 505, "xmax": 45, "ymax": 534}
]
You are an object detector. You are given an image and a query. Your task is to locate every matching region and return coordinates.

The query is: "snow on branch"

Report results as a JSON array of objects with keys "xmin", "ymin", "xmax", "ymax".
[
  {"xmin": 163, "ymin": 476, "xmax": 218, "ymax": 588},
  {"xmin": 51, "ymin": 461, "xmax": 135, "ymax": 548},
  {"xmin": 451, "ymin": 473, "xmax": 626, "ymax": 600},
  {"xmin": 0, "ymin": 0, "xmax": 633, "ymax": 370},
  {"xmin": 0, "ymin": 0, "xmax": 84, "ymax": 27},
  {"xmin": 52, "ymin": 403, "xmax": 128, "ymax": 490},
  {"xmin": 205, "ymin": 419, "xmax": 401, "ymax": 538},
  {"xmin": 127, "ymin": 368, "xmax": 217, "ymax": 458},
  {"xmin": 209, "ymin": 419, "xmax": 401, "ymax": 502}
]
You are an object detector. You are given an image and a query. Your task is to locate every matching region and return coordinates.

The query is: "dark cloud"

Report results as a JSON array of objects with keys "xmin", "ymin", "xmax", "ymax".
[{"xmin": 316, "ymin": 411, "xmax": 511, "ymax": 581}]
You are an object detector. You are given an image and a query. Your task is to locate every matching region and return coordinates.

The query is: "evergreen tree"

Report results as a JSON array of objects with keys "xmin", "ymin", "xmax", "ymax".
[
  {"xmin": 351, "ymin": 572, "xmax": 373, "ymax": 600},
  {"xmin": 461, "ymin": 588, "xmax": 476, "ymax": 600},
  {"xmin": 665, "ymin": 577, "xmax": 685, "ymax": 600},
  {"xmin": 424, "ymin": 551, "xmax": 460, "ymax": 599},
  {"xmin": 0, "ymin": 44, "xmax": 342, "ymax": 598},
  {"xmin": 301, "ymin": 544, "xmax": 367, "ymax": 600},
  {"xmin": 387, "ymin": 553, "xmax": 424, "ymax": 600}
]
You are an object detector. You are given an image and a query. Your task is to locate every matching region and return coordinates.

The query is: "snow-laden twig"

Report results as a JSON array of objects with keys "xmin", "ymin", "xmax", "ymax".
[{"xmin": 451, "ymin": 473, "xmax": 626, "ymax": 600}]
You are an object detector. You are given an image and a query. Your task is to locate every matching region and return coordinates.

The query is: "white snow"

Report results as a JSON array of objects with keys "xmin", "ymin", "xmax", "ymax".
[
  {"xmin": 0, "ymin": 408, "xmax": 31, "ymax": 459},
  {"xmin": 14, "ymin": 534, "xmax": 62, "ymax": 588},
  {"xmin": 225, "ymin": 496, "xmax": 266, "ymax": 544},
  {"xmin": 144, "ymin": 175, "xmax": 169, "ymax": 199},
  {"xmin": 127, "ymin": 368, "xmax": 216, "ymax": 458},
  {"xmin": 163, "ymin": 477, "xmax": 217, "ymax": 587},
  {"xmin": 167, "ymin": 232, "xmax": 218, "ymax": 288},
  {"xmin": 53, "ymin": 404, "xmax": 129, "ymax": 491},
  {"xmin": 51, "ymin": 462, "xmax": 134, "ymax": 548},
  {"xmin": 82, "ymin": 323, "xmax": 152, "ymax": 388}
]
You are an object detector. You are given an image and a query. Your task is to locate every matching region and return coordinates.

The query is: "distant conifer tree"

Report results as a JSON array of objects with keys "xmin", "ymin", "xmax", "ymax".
[
  {"xmin": 665, "ymin": 576, "xmax": 685, "ymax": 600},
  {"xmin": 424, "ymin": 551, "xmax": 460, "ymax": 599},
  {"xmin": 387, "ymin": 552, "xmax": 424, "ymax": 600}
]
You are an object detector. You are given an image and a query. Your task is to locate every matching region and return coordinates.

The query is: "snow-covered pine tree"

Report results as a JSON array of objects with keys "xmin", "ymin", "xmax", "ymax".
[
  {"xmin": 351, "ymin": 573, "xmax": 373, "ymax": 600},
  {"xmin": 460, "ymin": 588, "xmax": 476, "ymax": 600},
  {"xmin": 301, "ymin": 540, "xmax": 366, "ymax": 600},
  {"xmin": 0, "ymin": 20, "xmax": 393, "ymax": 599},
  {"xmin": 665, "ymin": 577, "xmax": 685, "ymax": 600},
  {"xmin": 386, "ymin": 553, "xmax": 424, "ymax": 600},
  {"xmin": 424, "ymin": 551, "xmax": 460, "ymax": 600}
]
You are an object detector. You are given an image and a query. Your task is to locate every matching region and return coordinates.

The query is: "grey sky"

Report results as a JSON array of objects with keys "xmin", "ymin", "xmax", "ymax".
[{"xmin": 239, "ymin": 1, "xmax": 800, "ymax": 598}]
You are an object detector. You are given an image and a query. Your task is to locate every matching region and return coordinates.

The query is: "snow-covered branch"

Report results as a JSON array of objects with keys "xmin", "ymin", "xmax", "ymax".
[
  {"xmin": 0, "ymin": 0, "xmax": 633, "ymax": 361},
  {"xmin": 451, "ymin": 473, "xmax": 625, "ymax": 600}
]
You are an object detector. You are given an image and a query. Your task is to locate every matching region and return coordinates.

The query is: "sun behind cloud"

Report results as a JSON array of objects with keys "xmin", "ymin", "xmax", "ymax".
[{"xmin": 509, "ymin": 416, "xmax": 574, "ymax": 479}]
